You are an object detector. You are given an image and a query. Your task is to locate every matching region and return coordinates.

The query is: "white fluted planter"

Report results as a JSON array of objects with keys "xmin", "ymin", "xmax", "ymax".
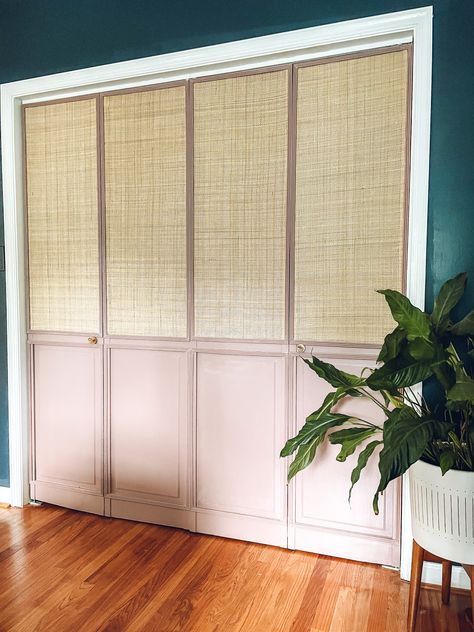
[{"xmin": 409, "ymin": 459, "xmax": 474, "ymax": 564}]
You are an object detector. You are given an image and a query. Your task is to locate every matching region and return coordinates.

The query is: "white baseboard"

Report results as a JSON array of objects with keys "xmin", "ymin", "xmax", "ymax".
[
  {"xmin": 0, "ymin": 486, "xmax": 11, "ymax": 504},
  {"xmin": 422, "ymin": 561, "xmax": 471, "ymax": 591}
]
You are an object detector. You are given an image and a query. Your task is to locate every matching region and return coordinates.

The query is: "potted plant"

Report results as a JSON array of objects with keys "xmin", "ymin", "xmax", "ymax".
[{"xmin": 281, "ymin": 272, "xmax": 474, "ymax": 567}]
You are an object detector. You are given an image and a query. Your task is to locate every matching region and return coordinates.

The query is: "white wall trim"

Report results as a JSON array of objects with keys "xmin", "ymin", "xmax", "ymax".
[
  {"xmin": 2, "ymin": 8, "xmax": 428, "ymax": 103},
  {"xmin": 422, "ymin": 562, "xmax": 471, "ymax": 591},
  {"xmin": 0, "ymin": 486, "xmax": 11, "ymax": 504},
  {"xmin": 1, "ymin": 6, "xmax": 432, "ymax": 581},
  {"xmin": 400, "ymin": 5, "xmax": 433, "ymax": 582}
]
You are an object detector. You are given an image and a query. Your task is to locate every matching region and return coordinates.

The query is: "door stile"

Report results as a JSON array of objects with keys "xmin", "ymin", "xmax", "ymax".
[
  {"xmin": 103, "ymin": 344, "xmax": 111, "ymax": 512},
  {"xmin": 97, "ymin": 94, "xmax": 108, "ymax": 504},
  {"xmin": 187, "ymin": 81, "xmax": 198, "ymax": 532},
  {"xmin": 21, "ymin": 103, "xmax": 31, "ymax": 336},
  {"xmin": 286, "ymin": 62, "xmax": 298, "ymax": 550},
  {"xmin": 97, "ymin": 95, "xmax": 106, "ymax": 341},
  {"xmin": 402, "ymin": 43, "xmax": 414, "ymax": 297},
  {"xmin": 28, "ymin": 342, "xmax": 36, "ymax": 500},
  {"xmin": 186, "ymin": 79, "xmax": 195, "ymax": 344},
  {"xmin": 22, "ymin": 102, "xmax": 34, "ymax": 501},
  {"xmin": 190, "ymin": 340, "xmax": 198, "ymax": 526}
]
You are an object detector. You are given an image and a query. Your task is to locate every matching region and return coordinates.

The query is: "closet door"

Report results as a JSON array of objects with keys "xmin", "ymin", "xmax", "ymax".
[
  {"xmin": 193, "ymin": 69, "xmax": 289, "ymax": 546},
  {"xmin": 25, "ymin": 98, "xmax": 103, "ymax": 513},
  {"xmin": 103, "ymin": 85, "xmax": 191, "ymax": 527},
  {"xmin": 291, "ymin": 48, "xmax": 411, "ymax": 565}
]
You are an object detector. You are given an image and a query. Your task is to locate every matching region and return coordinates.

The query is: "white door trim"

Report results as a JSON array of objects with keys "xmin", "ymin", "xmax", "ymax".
[{"xmin": 1, "ymin": 6, "xmax": 432, "ymax": 579}]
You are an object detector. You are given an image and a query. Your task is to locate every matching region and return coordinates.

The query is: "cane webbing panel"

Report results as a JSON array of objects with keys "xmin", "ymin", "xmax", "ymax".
[
  {"xmin": 294, "ymin": 50, "xmax": 410, "ymax": 345},
  {"xmin": 25, "ymin": 99, "xmax": 100, "ymax": 333},
  {"xmin": 104, "ymin": 86, "xmax": 187, "ymax": 338},
  {"xmin": 194, "ymin": 71, "xmax": 288, "ymax": 340}
]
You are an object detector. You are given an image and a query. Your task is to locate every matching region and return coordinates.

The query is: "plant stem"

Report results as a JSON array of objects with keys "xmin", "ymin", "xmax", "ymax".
[
  {"xmin": 360, "ymin": 388, "xmax": 390, "ymax": 415},
  {"xmin": 347, "ymin": 417, "xmax": 383, "ymax": 431}
]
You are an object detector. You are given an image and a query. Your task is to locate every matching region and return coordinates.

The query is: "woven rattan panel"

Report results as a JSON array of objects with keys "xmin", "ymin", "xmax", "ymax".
[
  {"xmin": 294, "ymin": 50, "xmax": 410, "ymax": 345},
  {"xmin": 25, "ymin": 99, "xmax": 100, "ymax": 333},
  {"xmin": 194, "ymin": 71, "xmax": 288, "ymax": 340},
  {"xmin": 104, "ymin": 86, "xmax": 187, "ymax": 338}
]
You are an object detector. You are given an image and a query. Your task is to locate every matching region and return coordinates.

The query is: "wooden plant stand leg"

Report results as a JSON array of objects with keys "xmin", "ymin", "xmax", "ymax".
[
  {"xmin": 407, "ymin": 540, "xmax": 425, "ymax": 632},
  {"xmin": 464, "ymin": 564, "xmax": 474, "ymax": 629},
  {"xmin": 441, "ymin": 559, "xmax": 452, "ymax": 605}
]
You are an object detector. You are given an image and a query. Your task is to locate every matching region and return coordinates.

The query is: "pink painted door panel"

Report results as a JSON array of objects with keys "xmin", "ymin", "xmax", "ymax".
[
  {"xmin": 196, "ymin": 352, "xmax": 286, "ymax": 522},
  {"xmin": 292, "ymin": 355, "xmax": 400, "ymax": 566},
  {"xmin": 109, "ymin": 348, "xmax": 188, "ymax": 506},
  {"xmin": 33, "ymin": 343, "xmax": 103, "ymax": 494}
]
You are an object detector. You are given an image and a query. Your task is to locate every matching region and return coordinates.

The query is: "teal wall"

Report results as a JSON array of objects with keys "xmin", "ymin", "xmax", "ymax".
[{"xmin": 0, "ymin": 0, "xmax": 473, "ymax": 485}]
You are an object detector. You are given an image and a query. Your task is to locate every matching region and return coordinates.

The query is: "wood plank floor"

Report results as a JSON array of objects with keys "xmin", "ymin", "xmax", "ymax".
[{"xmin": 0, "ymin": 505, "xmax": 471, "ymax": 632}]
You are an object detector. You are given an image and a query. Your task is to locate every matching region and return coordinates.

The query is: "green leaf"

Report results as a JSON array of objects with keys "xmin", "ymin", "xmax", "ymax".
[
  {"xmin": 432, "ymin": 363, "xmax": 456, "ymax": 391},
  {"xmin": 382, "ymin": 390, "xmax": 405, "ymax": 408},
  {"xmin": 447, "ymin": 373, "xmax": 474, "ymax": 403},
  {"xmin": 377, "ymin": 290, "xmax": 432, "ymax": 340},
  {"xmin": 372, "ymin": 409, "xmax": 439, "ymax": 514},
  {"xmin": 447, "ymin": 431, "xmax": 463, "ymax": 452},
  {"xmin": 280, "ymin": 391, "xmax": 347, "ymax": 457},
  {"xmin": 468, "ymin": 427, "xmax": 474, "ymax": 459},
  {"xmin": 367, "ymin": 356, "xmax": 434, "ymax": 390},
  {"xmin": 432, "ymin": 421, "xmax": 451, "ymax": 441},
  {"xmin": 450, "ymin": 310, "xmax": 474, "ymax": 336},
  {"xmin": 407, "ymin": 335, "xmax": 446, "ymax": 367},
  {"xmin": 282, "ymin": 411, "xmax": 349, "ymax": 458},
  {"xmin": 377, "ymin": 326, "xmax": 406, "ymax": 363},
  {"xmin": 432, "ymin": 272, "xmax": 467, "ymax": 333},
  {"xmin": 348, "ymin": 440, "xmax": 381, "ymax": 501},
  {"xmin": 329, "ymin": 427, "xmax": 377, "ymax": 462},
  {"xmin": 407, "ymin": 336, "xmax": 437, "ymax": 361},
  {"xmin": 303, "ymin": 357, "xmax": 365, "ymax": 395},
  {"xmin": 282, "ymin": 389, "xmax": 353, "ymax": 480},
  {"xmin": 286, "ymin": 410, "xmax": 351, "ymax": 480},
  {"xmin": 439, "ymin": 448, "xmax": 456, "ymax": 475},
  {"xmin": 288, "ymin": 438, "xmax": 322, "ymax": 480}
]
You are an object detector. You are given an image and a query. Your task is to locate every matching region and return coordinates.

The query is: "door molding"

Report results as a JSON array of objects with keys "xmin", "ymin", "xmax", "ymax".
[{"xmin": 1, "ymin": 5, "xmax": 432, "ymax": 580}]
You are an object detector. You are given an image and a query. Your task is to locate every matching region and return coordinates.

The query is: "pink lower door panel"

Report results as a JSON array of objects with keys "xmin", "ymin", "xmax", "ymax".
[
  {"xmin": 107, "ymin": 347, "xmax": 190, "ymax": 527},
  {"xmin": 31, "ymin": 341, "xmax": 104, "ymax": 515},
  {"xmin": 195, "ymin": 351, "xmax": 287, "ymax": 547},
  {"xmin": 291, "ymin": 355, "xmax": 400, "ymax": 566}
]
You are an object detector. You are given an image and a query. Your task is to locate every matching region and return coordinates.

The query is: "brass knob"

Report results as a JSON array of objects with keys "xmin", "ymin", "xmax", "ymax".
[
  {"xmin": 296, "ymin": 343, "xmax": 306, "ymax": 353},
  {"xmin": 88, "ymin": 336, "xmax": 98, "ymax": 345}
]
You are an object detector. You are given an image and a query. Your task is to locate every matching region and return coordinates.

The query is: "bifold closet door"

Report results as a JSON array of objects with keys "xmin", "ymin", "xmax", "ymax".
[
  {"xmin": 25, "ymin": 49, "xmax": 411, "ymax": 563},
  {"xmin": 291, "ymin": 48, "xmax": 410, "ymax": 565},
  {"xmin": 25, "ymin": 98, "xmax": 104, "ymax": 513},
  {"xmin": 193, "ymin": 69, "xmax": 289, "ymax": 546},
  {"xmin": 103, "ymin": 85, "xmax": 191, "ymax": 526}
]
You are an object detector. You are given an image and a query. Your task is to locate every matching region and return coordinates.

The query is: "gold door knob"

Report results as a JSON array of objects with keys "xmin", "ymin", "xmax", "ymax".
[
  {"xmin": 88, "ymin": 336, "xmax": 98, "ymax": 345},
  {"xmin": 296, "ymin": 343, "xmax": 306, "ymax": 353}
]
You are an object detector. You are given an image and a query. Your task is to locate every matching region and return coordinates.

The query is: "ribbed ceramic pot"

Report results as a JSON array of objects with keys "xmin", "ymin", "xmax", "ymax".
[{"xmin": 409, "ymin": 459, "xmax": 474, "ymax": 564}]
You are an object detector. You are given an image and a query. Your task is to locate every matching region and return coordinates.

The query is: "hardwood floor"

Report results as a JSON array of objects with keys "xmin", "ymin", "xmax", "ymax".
[{"xmin": 0, "ymin": 505, "xmax": 471, "ymax": 632}]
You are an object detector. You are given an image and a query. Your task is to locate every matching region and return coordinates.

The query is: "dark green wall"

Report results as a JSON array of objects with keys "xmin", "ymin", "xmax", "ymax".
[{"xmin": 0, "ymin": 0, "xmax": 473, "ymax": 485}]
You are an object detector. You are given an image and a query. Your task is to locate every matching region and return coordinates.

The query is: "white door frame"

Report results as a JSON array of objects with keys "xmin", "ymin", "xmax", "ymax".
[{"xmin": 1, "ymin": 6, "xmax": 433, "ymax": 583}]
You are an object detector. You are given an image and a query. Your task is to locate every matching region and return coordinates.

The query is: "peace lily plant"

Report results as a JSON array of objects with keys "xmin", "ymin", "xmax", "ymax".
[{"xmin": 281, "ymin": 272, "xmax": 474, "ymax": 514}]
